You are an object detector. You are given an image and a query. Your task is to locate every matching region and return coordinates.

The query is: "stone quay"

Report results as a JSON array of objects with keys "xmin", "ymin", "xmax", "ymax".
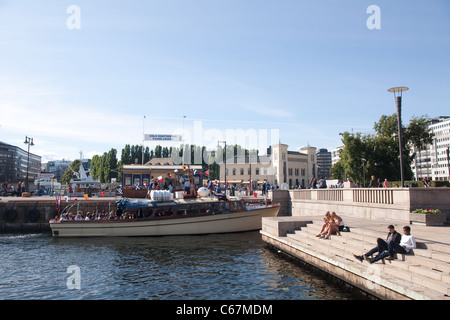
[
  {"xmin": 262, "ymin": 188, "xmax": 450, "ymax": 300},
  {"xmin": 0, "ymin": 196, "xmax": 119, "ymax": 233}
]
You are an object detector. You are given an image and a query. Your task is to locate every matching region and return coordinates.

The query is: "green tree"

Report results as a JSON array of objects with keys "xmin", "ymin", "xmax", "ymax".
[
  {"xmin": 61, "ymin": 160, "xmax": 81, "ymax": 185},
  {"xmin": 335, "ymin": 114, "xmax": 433, "ymax": 184}
]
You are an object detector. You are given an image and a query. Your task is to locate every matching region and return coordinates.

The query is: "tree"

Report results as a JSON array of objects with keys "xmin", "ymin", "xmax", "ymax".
[
  {"xmin": 335, "ymin": 114, "xmax": 433, "ymax": 183},
  {"xmin": 61, "ymin": 160, "xmax": 81, "ymax": 185}
]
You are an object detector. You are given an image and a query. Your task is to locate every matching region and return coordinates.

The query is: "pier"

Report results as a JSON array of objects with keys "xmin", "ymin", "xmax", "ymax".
[
  {"xmin": 262, "ymin": 188, "xmax": 450, "ymax": 300},
  {"xmin": 0, "ymin": 196, "xmax": 120, "ymax": 233}
]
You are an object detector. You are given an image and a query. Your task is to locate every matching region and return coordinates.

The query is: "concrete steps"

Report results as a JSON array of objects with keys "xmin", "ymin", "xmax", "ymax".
[{"xmin": 284, "ymin": 221, "xmax": 450, "ymax": 299}]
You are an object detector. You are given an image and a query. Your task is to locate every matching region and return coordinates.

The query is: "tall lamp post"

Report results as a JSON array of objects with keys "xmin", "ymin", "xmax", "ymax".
[
  {"xmin": 361, "ymin": 158, "xmax": 366, "ymax": 188},
  {"xmin": 218, "ymin": 140, "xmax": 227, "ymax": 193},
  {"xmin": 388, "ymin": 87, "xmax": 409, "ymax": 188},
  {"xmin": 23, "ymin": 136, "xmax": 34, "ymax": 193},
  {"xmin": 446, "ymin": 144, "xmax": 450, "ymax": 181}
]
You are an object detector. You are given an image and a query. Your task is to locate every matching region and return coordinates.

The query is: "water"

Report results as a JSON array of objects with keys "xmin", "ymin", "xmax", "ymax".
[{"xmin": 0, "ymin": 232, "xmax": 355, "ymax": 300}]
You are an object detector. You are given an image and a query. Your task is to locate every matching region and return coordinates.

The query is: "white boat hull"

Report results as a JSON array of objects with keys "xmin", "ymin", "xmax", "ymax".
[{"xmin": 50, "ymin": 206, "xmax": 279, "ymax": 238}]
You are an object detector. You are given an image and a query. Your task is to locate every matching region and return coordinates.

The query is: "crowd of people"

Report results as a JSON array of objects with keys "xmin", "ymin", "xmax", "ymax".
[{"xmin": 60, "ymin": 206, "xmax": 133, "ymax": 221}]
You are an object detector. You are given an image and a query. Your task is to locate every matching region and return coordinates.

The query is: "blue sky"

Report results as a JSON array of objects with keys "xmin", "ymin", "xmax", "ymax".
[{"xmin": 1, "ymin": 0, "xmax": 449, "ymax": 162}]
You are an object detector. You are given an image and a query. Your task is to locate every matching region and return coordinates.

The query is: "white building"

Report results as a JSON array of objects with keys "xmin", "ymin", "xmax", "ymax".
[
  {"xmin": 331, "ymin": 145, "xmax": 344, "ymax": 166},
  {"xmin": 412, "ymin": 116, "xmax": 450, "ymax": 181},
  {"xmin": 219, "ymin": 143, "xmax": 317, "ymax": 189}
]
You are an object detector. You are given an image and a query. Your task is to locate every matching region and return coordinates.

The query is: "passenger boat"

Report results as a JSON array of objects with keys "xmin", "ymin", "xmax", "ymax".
[{"xmin": 49, "ymin": 194, "xmax": 280, "ymax": 238}]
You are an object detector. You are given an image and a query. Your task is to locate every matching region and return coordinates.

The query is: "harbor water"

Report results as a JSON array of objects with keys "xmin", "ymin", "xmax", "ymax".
[{"xmin": 0, "ymin": 231, "xmax": 356, "ymax": 300}]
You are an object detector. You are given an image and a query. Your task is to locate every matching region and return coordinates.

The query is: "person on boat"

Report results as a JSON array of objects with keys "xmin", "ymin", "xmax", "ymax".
[
  {"xmin": 74, "ymin": 212, "xmax": 83, "ymax": 221},
  {"xmin": 116, "ymin": 206, "xmax": 123, "ymax": 219}
]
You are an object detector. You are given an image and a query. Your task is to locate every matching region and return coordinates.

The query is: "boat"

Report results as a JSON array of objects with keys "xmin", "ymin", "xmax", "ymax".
[
  {"xmin": 68, "ymin": 153, "xmax": 102, "ymax": 196},
  {"xmin": 49, "ymin": 193, "xmax": 280, "ymax": 237}
]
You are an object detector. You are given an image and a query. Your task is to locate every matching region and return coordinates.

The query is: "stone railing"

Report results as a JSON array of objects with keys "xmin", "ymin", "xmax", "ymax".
[{"xmin": 269, "ymin": 188, "xmax": 450, "ymax": 223}]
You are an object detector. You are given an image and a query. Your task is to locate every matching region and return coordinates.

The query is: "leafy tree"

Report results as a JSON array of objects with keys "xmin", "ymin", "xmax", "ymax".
[
  {"xmin": 335, "ymin": 114, "xmax": 433, "ymax": 184},
  {"xmin": 61, "ymin": 160, "xmax": 81, "ymax": 185}
]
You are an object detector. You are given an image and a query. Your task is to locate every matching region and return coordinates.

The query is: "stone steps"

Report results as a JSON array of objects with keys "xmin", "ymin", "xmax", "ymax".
[
  {"xmin": 284, "ymin": 221, "xmax": 450, "ymax": 298},
  {"xmin": 304, "ymin": 222, "xmax": 450, "ymax": 268}
]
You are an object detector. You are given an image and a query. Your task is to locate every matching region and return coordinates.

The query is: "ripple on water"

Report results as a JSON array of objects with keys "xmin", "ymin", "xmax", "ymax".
[{"xmin": 0, "ymin": 232, "xmax": 355, "ymax": 300}]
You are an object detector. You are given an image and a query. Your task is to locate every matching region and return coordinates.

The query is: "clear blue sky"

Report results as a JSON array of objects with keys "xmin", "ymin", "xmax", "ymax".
[{"xmin": 1, "ymin": 0, "xmax": 449, "ymax": 162}]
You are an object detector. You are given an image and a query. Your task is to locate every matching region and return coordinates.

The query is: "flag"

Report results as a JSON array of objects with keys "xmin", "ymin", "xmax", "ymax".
[
  {"xmin": 56, "ymin": 196, "xmax": 61, "ymax": 217},
  {"xmin": 167, "ymin": 173, "xmax": 172, "ymax": 178},
  {"xmin": 100, "ymin": 192, "xmax": 105, "ymax": 197},
  {"xmin": 158, "ymin": 176, "xmax": 163, "ymax": 182},
  {"xmin": 204, "ymin": 170, "xmax": 210, "ymax": 176},
  {"xmin": 83, "ymin": 194, "xmax": 89, "ymax": 200},
  {"xmin": 174, "ymin": 169, "xmax": 179, "ymax": 173}
]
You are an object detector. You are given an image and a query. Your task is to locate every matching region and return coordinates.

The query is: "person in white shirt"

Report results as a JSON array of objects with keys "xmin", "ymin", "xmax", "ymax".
[{"xmin": 386, "ymin": 226, "xmax": 416, "ymax": 260}]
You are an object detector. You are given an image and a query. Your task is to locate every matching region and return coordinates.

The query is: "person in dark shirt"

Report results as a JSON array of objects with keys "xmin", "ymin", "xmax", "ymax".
[{"xmin": 353, "ymin": 225, "xmax": 401, "ymax": 264}]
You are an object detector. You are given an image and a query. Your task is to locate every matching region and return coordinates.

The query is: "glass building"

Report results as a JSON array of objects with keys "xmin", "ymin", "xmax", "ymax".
[{"xmin": 0, "ymin": 141, "xmax": 41, "ymax": 186}]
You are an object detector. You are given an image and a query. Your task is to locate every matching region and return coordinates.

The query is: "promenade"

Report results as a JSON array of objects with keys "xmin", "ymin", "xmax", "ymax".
[{"xmin": 262, "ymin": 215, "xmax": 450, "ymax": 300}]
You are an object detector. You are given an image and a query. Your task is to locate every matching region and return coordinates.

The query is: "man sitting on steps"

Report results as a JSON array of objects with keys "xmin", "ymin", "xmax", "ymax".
[
  {"xmin": 353, "ymin": 225, "xmax": 401, "ymax": 264},
  {"xmin": 382, "ymin": 226, "xmax": 416, "ymax": 262}
]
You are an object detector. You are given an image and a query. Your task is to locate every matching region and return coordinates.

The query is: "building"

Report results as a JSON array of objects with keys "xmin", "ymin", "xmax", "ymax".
[
  {"xmin": 44, "ymin": 160, "xmax": 72, "ymax": 182},
  {"xmin": 412, "ymin": 116, "xmax": 450, "ymax": 181},
  {"xmin": 44, "ymin": 159, "xmax": 92, "ymax": 182},
  {"xmin": 0, "ymin": 141, "xmax": 41, "ymax": 187},
  {"xmin": 316, "ymin": 148, "xmax": 332, "ymax": 179},
  {"xmin": 122, "ymin": 157, "xmax": 203, "ymax": 191},
  {"xmin": 219, "ymin": 143, "xmax": 317, "ymax": 189},
  {"xmin": 331, "ymin": 145, "xmax": 344, "ymax": 166}
]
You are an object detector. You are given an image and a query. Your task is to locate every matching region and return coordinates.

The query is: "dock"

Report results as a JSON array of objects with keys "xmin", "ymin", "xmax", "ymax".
[
  {"xmin": 261, "ymin": 215, "xmax": 450, "ymax": 300},
  {"xmin": 0, "ymin": 196, "xmax": 120, "ymax": 233}
]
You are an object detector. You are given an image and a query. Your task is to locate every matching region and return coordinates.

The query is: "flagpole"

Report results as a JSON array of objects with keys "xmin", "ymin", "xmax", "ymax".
[{"xmin": 142, "ymin": 115, "xmax": 146, "ymax": 165}]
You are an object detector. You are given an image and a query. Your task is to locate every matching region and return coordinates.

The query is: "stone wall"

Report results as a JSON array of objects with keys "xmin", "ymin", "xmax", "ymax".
[{"xmin": 269, "ymin": 188, "xmax": 450, "ymax": 223}]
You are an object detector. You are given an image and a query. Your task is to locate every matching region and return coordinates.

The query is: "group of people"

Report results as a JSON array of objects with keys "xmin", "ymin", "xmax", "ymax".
[
  {"xmin": 315, "ymin": 211, "xmax": 417, "ymax": 264},
  {"xmin": 316, "ymin": 211, "xmax": 345, "ymax": 239},
  {"xmin": 353, "ymin": 225, "xmax": 416, "ymax": 264},
  {"xmin": 310, "ymin": 177, "xmax": 328, "ymax": 189},
  {"xmin": 1, "ymin": 181, "xmax": 25, "ymax": 196},
  {"xmin": 60, "ymin": 206, "xmax": 134, "ymax": 221}
]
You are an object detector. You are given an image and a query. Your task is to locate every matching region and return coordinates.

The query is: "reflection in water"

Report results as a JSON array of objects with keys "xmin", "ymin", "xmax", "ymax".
[{"xmin": 0, "ymin": 232, "xmax": 355, "ymax": 300}]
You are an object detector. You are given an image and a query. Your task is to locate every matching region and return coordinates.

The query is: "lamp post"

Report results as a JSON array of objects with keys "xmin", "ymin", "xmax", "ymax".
[
  {"xmin": 218, "ymin": 140, "xmax": 227, "ymax": 193},
  {"xmin": 361, "ymin": 158, "xmax": 366, "ymax": 188},
  {"xmin": 23, "ymin": 136, "xmax": 34, "ymax": 193},
  {"xmin": 388, "ymin": 87, "xmax": 409, "ymax": 188},
  {"xmin": 446, "ymin": 145, "xmax": 450, "ymax": 181}
]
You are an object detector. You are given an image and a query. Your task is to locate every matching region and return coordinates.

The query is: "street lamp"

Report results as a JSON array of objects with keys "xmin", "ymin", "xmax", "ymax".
[
  {"xmin": 446, "ymin": 144, "xmax": 450, "ymax": 181},
  {"xmin": 361, "ymin": 158, "xmax": 366, "ymax": 188},
  {"xmin": 217, "ymin": 140, "xmax": 227, "ymax": 193},
  {"xmin": 388, "ymin": 86, "xmax": 409, "ymax": 187},
  {"xmin": 23, "ymin": 136, "xmax": 35, "ymax": 193}
]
